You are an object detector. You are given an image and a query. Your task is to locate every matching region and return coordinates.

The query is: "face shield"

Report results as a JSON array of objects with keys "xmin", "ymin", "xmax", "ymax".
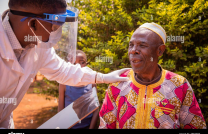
[
  {"xmin": 10, "ymin": 7, "xmax": 79, "ymax": 64},
  {"xmin": 54, "ymin": 7, "xmax": 79, "ymax": 64}
]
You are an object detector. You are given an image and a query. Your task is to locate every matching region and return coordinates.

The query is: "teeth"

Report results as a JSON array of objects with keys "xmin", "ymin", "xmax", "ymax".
[{"xmin": 133, "ymin": 60, "xmax": 140, "ymax": 63}]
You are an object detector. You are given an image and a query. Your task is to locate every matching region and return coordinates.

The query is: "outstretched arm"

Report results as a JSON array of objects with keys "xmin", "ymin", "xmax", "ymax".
[{"xmin": 39, "ymin": 48, "xmax": 130, "ymax": 87}]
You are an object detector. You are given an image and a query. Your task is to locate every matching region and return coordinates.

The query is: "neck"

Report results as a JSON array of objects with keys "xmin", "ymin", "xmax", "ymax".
[{"xmin": 135, "ymin": 64, "xmax": 161, "ymax": 83}]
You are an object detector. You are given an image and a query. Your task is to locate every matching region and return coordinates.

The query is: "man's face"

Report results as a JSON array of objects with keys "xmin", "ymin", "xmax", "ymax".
[
  {"xmin": 8, "ymin": 7, "xmax": 66, "ymax": 47},
  {"xmin": 30, "ymin": 8, "xmax": 66, "ymax": 42},
  {"xmin": 128, "ymin": 28, "xmax": 161, "ymax": 74}
]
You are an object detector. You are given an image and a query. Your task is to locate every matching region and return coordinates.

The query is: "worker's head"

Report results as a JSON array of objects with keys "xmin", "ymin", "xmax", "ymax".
[
  {"xmin": 8, "ymin": 0, "xmax": 67, "ymax": 48},
  {"xmin": 128, "ymin": 22, "xmax": 166, "ymax": 75},
  {"xmin": 74, "ymin": 50, "xmax": 88, "ymax": 68}
]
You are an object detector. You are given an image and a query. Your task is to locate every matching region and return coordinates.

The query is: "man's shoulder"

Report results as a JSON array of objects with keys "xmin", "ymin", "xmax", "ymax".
[
  {"xmin": 109, "ymin": 68, "xmax": 132, "ymax": 88},
  {"xmin": 107, "ymin": 69, "xmax": 132, "ymax": 101},
  {"xmin": 120, "ymin": 69, "xmax": 132, "ymax": 77},
  {"xmin": 164, "ymin": 69, "xmax": 188, "ymax": 85}
]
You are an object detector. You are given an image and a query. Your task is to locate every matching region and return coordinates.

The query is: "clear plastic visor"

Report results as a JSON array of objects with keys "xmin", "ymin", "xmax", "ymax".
[{"xmin": 54, "ymin": 7, "xmax": 79, "ymax": 64}]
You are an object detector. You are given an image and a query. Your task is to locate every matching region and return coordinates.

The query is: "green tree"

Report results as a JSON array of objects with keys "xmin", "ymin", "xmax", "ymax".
[
  {"xmin": 75, "ymin": 0, "xmax": 208, "ymax": 124},
  {"xmin": 35, "ymin": 0, "xmax": 208, "ymax": 125}
]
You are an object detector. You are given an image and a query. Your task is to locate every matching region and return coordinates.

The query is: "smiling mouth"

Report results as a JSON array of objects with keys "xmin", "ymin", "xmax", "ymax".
[{"xmin": 131, "ymin": 60, "xmax": 142, "ymax": 63}]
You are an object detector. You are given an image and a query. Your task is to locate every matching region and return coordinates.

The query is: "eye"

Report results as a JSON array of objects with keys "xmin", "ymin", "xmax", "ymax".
[
  {"xmin": 140, "ymin": 44, "xmax": 147, "ymax": 48},
  {"xmin": 80, "ymin": 61, "xmax": 86, "ymax": 64},
  {"xmin": 129, "ymin": 43, "xmax": 133, "ymax": 47}
]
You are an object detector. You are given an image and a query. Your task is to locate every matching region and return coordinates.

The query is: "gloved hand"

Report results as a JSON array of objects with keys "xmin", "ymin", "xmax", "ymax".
[{"xmin": 96, "ymin": 68, "xmax": 131, "ymax": 84}]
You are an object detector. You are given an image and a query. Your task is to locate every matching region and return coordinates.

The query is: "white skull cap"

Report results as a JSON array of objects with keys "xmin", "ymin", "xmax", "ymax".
[{"xmin": 139, "ymin": 22, "xmax": 167, "ymax": 44}]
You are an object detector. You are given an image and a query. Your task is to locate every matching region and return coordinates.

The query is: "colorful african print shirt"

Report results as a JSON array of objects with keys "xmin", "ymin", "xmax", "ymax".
[{"xmin": 99, "ymin": 68, "xmax": 206, "ymax": 129}]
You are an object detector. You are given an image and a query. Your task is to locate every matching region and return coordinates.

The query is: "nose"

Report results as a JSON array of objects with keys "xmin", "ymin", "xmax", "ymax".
[{"xmin": 129, "ymin": 44, "xmax": 140, "ymax": 54}]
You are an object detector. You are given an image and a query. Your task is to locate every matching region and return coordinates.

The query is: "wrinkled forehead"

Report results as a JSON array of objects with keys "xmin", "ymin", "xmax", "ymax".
[
  {"xmin": 131, "ymin": 27, "xmax": 164, "ymax": 46},
  {"xmin": 130, "ymin": 27, "xmax": 158, "ymax": 43}
]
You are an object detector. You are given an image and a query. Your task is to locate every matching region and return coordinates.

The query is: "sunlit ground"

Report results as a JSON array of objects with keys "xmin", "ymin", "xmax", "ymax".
[{"xmin": 13, "ymin": 74, "xmax": 58, "ymax": 129}]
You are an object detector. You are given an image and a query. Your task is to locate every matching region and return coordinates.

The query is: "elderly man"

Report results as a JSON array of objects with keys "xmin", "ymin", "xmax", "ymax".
[
  {"xmin": 0, "ymin": 0, "xmax": 130, "ymax": 129},
  {"xmin": 99, "ymin": 22, "xmax": 206, "ymax": 129}
]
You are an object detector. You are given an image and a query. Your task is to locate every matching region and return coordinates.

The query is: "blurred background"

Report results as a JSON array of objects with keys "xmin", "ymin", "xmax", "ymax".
[
  {"xmin": 0, "ymin": 0, "xmax": 9, "ymax": 14},
  {"xmin": 0, "ymin": 0, "xmax": 207, "ymax": 129}
]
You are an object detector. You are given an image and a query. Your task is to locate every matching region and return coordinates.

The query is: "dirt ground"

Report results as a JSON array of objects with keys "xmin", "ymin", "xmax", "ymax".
[
  {"xmin": 13, "ymin": 74, "xmax": 59, "ymax": 129},
  {"xmin": 12, "ymin": 73, "xmax": 100, "ymax": 129}
]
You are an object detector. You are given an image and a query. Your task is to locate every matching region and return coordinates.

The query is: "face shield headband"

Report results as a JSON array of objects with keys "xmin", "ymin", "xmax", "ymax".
[
  {"xmin": 10, "ymin": 9, "xmax": 78, "ymax": 26},
  {"xmin": 10, "ymin": 7, "xmax": 79, "ymax": 64}
]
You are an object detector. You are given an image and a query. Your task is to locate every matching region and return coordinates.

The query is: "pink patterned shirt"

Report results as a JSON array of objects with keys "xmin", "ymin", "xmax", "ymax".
[{"xmin": 99, "ymin": 68, "xmax": 206, "ymax": 129}]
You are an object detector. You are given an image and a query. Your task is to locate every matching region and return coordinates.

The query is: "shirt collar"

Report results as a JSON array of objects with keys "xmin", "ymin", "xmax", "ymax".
[
  {"xmin": 130, "ymin": 65, "xmax": 167, "ymax": 88},
  {"xmin": 2, "ymin": 13, "xmax": 35, "ymax": 51},
  {"xmin": 134, "ymin": 64, "xmax": 162, "ymax": 86},
  {"xmin": 2, "ymin": 13, "xmax": 24, "ymax": 50}
]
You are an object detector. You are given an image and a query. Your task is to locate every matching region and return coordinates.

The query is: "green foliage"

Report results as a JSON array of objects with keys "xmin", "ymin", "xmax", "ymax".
[
  {"xmin": 33, "ymin": 78, "xmax": 59, "ymax": 99},
  {"xmin": 74, "ymin": 0, "xmax": 208, "ymax": 124},
  {"xmin": 37, "ymin": 0, "xmax": 208, "ymax": 125}
]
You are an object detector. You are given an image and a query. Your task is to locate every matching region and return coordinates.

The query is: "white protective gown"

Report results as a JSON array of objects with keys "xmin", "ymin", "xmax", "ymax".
[{"xmin": 0, "ymin": 14, "xmax": 96, "ymax": 128}]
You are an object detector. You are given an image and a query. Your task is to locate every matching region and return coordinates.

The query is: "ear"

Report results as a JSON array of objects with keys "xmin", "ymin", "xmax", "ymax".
[
  {"xmin": 28, "ymin": 18, "xmax": 37, "ymax": 31},
  {"xmin": 157, "ymin": 44, "xmax": 166, "ymax": 56}
]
